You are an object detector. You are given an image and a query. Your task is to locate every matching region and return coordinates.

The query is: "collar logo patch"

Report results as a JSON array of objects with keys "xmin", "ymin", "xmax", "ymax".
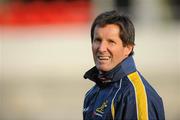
[{"xmin": 96, "ymin": 100, "xmax": 108, "ymax": 114}]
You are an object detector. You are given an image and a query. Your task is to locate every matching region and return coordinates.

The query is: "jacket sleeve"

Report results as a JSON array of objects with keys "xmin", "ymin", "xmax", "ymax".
[{"xmin": 147, "ymin": 94, "xmax": 165, "ymax": 120}]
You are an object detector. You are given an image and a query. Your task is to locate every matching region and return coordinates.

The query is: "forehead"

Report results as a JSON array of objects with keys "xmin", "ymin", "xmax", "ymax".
[{"xmin": 94, "ymin": 24, "xmax": 120, "ymax": 37}]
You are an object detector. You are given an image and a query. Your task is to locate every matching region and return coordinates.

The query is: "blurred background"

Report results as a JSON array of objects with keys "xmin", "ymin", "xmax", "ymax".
[{"xmin": 0, "ymin": 0, "xmax": 179, "ymax": 120}]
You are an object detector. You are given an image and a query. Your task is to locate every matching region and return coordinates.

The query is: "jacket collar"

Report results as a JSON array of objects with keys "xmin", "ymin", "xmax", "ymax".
[{"xmin": 84, "ymin": 56, "xmax": 137, "ymax": 86}]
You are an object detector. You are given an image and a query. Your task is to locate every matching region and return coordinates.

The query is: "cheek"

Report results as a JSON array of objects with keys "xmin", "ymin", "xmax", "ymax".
[
  {"xmin": 92, "ymin": 45, "xmax": 97, "ymax": 58},
  {"xmin": 113, "ymin": 48, "xmax": 125, "ymax": 60},
  {"xmin": 92, "ymin": 43, "xmax": 99, "ymax": 53},
  {"xmin": 92, "ymin": 45, "xmax": 96, "ymax": 54}
]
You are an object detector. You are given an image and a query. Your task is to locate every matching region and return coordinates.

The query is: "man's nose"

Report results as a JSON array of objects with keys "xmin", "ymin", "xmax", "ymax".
[{"xmin": 98, "ymin": 42, "xmax": 107, "ymax": 52}]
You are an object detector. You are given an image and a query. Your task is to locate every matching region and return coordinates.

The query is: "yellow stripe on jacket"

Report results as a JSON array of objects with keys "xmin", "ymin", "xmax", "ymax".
[{"xmin": 128, "ymin": 71, "xmax": 149, "ymax": 120}]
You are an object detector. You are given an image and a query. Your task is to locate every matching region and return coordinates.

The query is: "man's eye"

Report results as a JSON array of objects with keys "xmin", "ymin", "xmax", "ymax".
[
  {"xmin": 94, "ymin": 38, "xmax": 101, "ymax": 42},
  {"xmin": 109, "ymin": 40, "xmax": 116, "ymax": 45}
]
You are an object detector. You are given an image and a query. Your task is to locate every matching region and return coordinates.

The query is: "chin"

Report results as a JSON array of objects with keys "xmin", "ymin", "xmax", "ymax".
[{"xmin": 96, "ymin": 66, "xmax": 111, "ymax": 72}]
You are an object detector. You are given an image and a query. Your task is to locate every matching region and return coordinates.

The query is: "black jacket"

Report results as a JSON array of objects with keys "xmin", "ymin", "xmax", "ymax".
[{"xmin": 83, "ymin": 56, "xmax": 165, "ymax": 120}]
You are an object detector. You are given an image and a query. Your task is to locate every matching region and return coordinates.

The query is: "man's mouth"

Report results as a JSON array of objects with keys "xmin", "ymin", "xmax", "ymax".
[{"xmin": 97, "ymin": 56, "xmax": 110, "ymax": 60}]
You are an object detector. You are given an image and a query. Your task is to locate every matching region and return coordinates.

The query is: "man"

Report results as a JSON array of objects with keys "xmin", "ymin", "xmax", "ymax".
[{"xmin": 83, "ymin": 10, "xmax": 165, "ymax": 120}]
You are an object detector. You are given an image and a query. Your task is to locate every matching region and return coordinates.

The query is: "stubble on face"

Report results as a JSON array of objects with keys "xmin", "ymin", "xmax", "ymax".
[{"xmin": 92, "ymin": 24, "xmax": 132, "ymax": 72}]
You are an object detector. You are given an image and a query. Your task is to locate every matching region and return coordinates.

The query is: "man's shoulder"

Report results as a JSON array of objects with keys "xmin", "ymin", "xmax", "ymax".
[
  {"xmin": 126, "ymin": 71, "xmax": 162, "ymax": 100},
  {"xmin": 84, "ymin": 85, "xmax": 98, "ymax": 98}
]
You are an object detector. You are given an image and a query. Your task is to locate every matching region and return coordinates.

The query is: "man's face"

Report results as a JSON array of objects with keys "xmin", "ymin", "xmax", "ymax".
[{"xmin": 92, "ymin": 24, "xmax": 132, "ymax": 72}]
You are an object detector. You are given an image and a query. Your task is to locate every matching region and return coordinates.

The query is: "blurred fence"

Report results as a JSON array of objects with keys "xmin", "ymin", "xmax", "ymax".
[{"xmin": 0, "ymin": 0, "xmax": 91, "ymax": 25}]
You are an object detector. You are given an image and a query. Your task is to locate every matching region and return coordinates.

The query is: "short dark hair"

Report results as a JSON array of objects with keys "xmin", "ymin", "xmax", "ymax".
[{"xmin": 91, "ymin": 10, "xmax": 135, "ymax": 56}]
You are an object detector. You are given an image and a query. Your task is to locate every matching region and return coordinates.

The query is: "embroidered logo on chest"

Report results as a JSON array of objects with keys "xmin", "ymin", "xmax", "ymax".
[{"xmin": 95, "ymin": 100, "xmax": 108, "ymax": 114}]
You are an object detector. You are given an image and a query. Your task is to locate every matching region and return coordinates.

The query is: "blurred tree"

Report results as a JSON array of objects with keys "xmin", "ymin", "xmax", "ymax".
[
  {"xmin": 114, "ymin": 0, "xmax": 132, "ymax": 14},
  {"xmin": 168, "ymin": 0, "xmax": 180, "ymax": 21}
]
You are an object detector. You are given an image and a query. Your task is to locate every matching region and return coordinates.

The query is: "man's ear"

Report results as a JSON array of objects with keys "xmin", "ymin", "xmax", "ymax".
[{"xmin": 125, "ymin": 45, "xmax": 133, "ymax": 56}]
